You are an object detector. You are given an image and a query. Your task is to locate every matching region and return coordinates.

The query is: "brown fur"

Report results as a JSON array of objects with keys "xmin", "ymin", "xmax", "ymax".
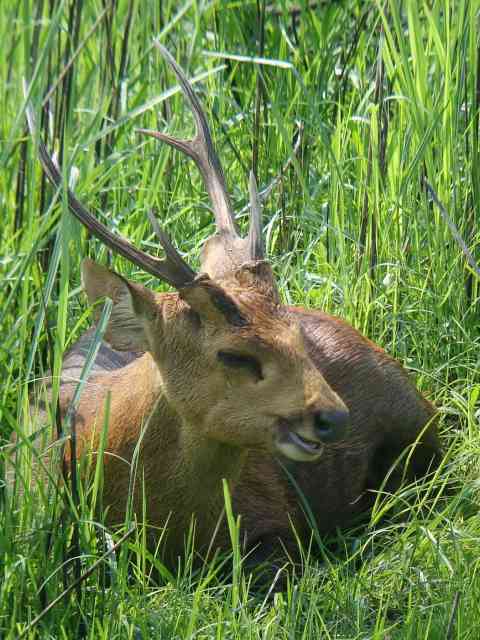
[
  {"xmin": 38, "ymin": 260, "xmax": 359, "ymax": 565},
  {"xmin": 232, "ymin": 307, "xmax": 440, "ymax": 560},
  {"xmin": 37, "ymin": 263, "xmax": 441, "ymax": 569}
]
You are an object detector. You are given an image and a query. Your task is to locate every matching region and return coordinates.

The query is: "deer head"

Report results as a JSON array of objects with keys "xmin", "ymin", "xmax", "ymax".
[{"xmin": 27, "ymin": 44, "xmax": 350, "ymax": 462}]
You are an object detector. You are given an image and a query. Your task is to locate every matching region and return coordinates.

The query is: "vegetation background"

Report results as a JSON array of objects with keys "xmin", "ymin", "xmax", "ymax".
[{"xmin": 1, "ymin": 0, "xmax": 479, "ymax": 637}]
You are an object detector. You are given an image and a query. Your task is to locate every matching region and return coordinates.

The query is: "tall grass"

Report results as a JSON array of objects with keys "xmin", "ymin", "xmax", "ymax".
[{"xmin": 1, "ymin": 1, "xmax": 479, "ymax": 637}]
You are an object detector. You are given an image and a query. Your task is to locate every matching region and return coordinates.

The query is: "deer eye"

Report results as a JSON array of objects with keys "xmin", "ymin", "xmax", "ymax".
[{"xmin": 217, "ymin": 351, "xmax": 264, "ymax": 381}]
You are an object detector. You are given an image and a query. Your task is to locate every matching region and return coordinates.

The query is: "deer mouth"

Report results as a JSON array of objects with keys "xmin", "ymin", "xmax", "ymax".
[
  {"xmin": 289, "ymin": 431, "xmax": 323, "ymax": 455},
  {"xmin": 275, "ymin": 424, "xmax": 324, "ymax": 462}
]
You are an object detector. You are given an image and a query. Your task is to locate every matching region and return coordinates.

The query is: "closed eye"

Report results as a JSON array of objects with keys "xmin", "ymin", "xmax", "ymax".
[{"xmin": 217, "ymin": 351, "xmax": 264, "ymax": 381}]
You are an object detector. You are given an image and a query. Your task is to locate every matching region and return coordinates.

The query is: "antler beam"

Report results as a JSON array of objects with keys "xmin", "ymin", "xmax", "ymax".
[
  {"xmin": 138, "ymin": 43, "xmax": 237, "ymax": 238},
  {"xmin": 138, "ymin": 43, "xmax": 264, "ymax": 260},
  {"xmin": 26, "ymin": 104, "xmax": 196, "ymax": 289}
]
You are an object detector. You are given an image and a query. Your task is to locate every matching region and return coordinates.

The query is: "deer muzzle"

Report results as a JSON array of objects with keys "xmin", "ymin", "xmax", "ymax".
[{"xmin": 275, "ymin": 406, "xmax": 350, "ymax": 462}]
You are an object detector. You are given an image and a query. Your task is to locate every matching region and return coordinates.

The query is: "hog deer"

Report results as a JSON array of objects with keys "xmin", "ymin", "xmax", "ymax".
[{"xmin": 26, "ymin": 44, "xmax": 441, "ymax": 569}]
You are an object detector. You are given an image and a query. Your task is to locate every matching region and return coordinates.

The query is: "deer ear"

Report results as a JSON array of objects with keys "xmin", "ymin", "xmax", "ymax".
[{"xmin": 81, "ymin": 259, "xmax": 157, "ymax": 352}]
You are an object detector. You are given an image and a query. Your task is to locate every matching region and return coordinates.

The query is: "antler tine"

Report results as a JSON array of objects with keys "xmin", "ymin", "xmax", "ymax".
[
  {"xmin": 146, "ymin": 209, "xmax": 197, "ymax": 276},
  {"xmin": 26, "ymin": 103, "xmax": 196, "ymax": 289},
  {"xmin": 137, "ymin": 42, "xmax": 239, "ymax": 238},
  {"xmin": 247, "ymin": 171, "xmax": 264, "ymax": 260}
]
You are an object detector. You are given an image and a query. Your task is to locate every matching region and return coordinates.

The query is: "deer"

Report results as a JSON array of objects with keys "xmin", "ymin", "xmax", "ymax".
[{"xmin": 25, "ymin": 44, "xmax": 441, "ymax": 572}]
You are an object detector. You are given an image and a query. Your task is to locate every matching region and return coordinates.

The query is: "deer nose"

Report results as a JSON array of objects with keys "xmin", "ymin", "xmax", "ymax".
[{"xmin": 313, "ymin": 408, "xmax": 349, "ymax": 443}]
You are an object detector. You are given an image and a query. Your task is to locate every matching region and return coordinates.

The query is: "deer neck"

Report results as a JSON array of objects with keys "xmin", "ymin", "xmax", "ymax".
[
  {"xmin": 97, "ymin": 353, "xmax": 246, "ymax": 555},
  {"xmin": 137, "ymin": 389, "xmax": 246, "ymax": 549}
]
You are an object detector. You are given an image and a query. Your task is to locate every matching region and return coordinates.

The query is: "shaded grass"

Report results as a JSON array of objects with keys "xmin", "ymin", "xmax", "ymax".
[{"xmin": 1, "ymin": 0, "xmax": 479, "ymax": 638}]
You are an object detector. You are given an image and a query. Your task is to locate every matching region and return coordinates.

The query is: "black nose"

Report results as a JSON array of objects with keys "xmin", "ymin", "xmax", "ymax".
[{"xmin": 313, "ymin": 408, "xmax": 349, "ymax": 443}]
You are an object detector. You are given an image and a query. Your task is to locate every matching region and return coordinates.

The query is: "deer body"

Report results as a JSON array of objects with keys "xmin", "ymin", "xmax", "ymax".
[
  {"xmin": 27, "ymin": 45, "xmax": 440, "ymax": 569},
  {"xmin": 55, "ymin": 298, "xmax": 439, "ymax": 564}
]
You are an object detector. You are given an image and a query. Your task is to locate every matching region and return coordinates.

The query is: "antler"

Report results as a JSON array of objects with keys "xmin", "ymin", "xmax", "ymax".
[
  {"xmin": 247, "ymin": 171, "xmax": 263, "ymax": 260},
  {"xmin": 25, "ymin": 103, "xmax": 196, "ymax": 289},
  {"xmin": 138, "ymin": 43, "xmax": 264, "ymax": 261}
]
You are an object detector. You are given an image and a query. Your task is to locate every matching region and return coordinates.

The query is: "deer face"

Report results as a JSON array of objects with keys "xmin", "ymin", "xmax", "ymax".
[{"xmin": 83, "ymin": 260, "xmax": 349, "ymax": 462}]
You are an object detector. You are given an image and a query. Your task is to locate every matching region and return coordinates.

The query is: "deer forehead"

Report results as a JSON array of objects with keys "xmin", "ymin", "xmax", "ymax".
[
  {"xmin": 152, "ymin": 283, "xmax": 307, "ymax": 364},
  {"xmin": 215, "ymin": 322, "xmax": 308, "ymax": 370},
  {"xmin": 211, "ymin": 293, "xmax": 301, "ymax": 345}
]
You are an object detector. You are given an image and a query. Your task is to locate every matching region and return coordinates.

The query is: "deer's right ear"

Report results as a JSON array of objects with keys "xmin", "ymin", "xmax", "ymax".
[{"xmin": 81, "ymin": 259, "xmax": 157, "ymax": 352}]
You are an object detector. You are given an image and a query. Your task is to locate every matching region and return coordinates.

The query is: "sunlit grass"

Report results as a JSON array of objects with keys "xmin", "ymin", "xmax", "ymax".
[{"xmin": 1, "ymin": 0, "xmax": 479, "ymax": 638}]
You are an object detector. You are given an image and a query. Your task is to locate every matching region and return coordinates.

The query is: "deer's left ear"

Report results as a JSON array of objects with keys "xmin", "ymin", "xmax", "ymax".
[
  {"xmin": 180, "ymin": 278, "xmax": 248, "ymax": 328},
  {"xmin": 82, "ymin": 259, "xmax": 158, "ymax": 352}
]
